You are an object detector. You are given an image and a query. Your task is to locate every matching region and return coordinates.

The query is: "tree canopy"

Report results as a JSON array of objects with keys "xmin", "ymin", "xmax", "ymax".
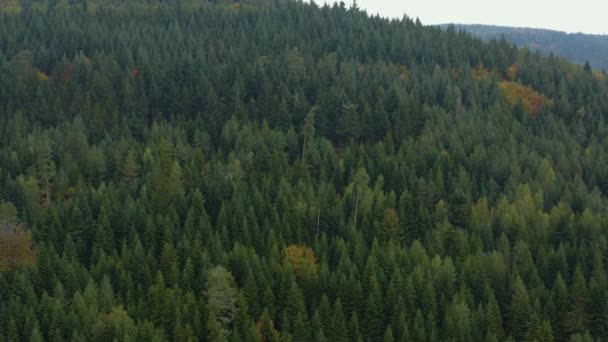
[{"xmin": 1, "ymin": 1, "xmax": 608, "ymax": 341}]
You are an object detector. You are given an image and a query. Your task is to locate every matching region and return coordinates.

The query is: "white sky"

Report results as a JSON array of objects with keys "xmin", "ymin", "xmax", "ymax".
[{"xmin": 347, "ymin": 0, "xmax": 607, "ymax": 35}]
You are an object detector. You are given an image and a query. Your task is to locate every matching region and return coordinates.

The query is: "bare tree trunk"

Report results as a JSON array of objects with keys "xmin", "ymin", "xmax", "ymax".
[
  {"xmin": 353, "ymin": 192, "xmax": 359, "ymax": 230},
  {"xmin": 316, "ymin": 207, "xmax": 320, "ymax": 238},
  {"xmin": 43, "ymin": 180, "xmax": 51, "ymax": 208}
]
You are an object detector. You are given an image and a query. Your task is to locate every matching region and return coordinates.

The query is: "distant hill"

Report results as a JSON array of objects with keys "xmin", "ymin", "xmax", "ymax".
[{"xmin": 442, "ymin": 24, "xmax": 608, "ymax": 70}]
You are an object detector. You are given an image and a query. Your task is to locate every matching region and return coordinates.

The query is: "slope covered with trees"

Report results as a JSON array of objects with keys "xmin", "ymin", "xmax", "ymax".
[
  {"xmin": 446, "ymin": 24, "xmax": 608, "ymax": 71},
  {"xmin": 1, "ymin": 1, "xmax": 608, "ymax": 341}
]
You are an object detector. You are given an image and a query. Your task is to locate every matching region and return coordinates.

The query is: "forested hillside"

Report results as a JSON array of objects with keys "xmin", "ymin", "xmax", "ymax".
[
  {"xmin": 447, "ymin": 24, "xmax": 608, "ymax": 71},
  {"xmin": 1, "ymin": 1, "xmax": 608, "ymax": 341}
]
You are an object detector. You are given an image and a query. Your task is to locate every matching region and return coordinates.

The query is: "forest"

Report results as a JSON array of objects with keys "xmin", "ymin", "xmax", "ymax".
[
  {"xmin": 1, "ymin": 0, "xmax": 608, "ymax": 341},
  {"xmin": 449, "ymin": 24, "xmax": 608, "ymax": 71}
]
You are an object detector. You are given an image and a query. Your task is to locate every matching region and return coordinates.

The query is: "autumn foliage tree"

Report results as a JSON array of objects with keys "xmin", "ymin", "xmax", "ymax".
[
  {"xmin": 0, "ymin": 202, "xmax": 36, "ymax": 271},
  {"xmin": 283, "ymin": 245, "xmax": 319, "ymax": 279},
  {"xmin": 499, "ymin": 81, "xmax": 553, "ymax": 117}
]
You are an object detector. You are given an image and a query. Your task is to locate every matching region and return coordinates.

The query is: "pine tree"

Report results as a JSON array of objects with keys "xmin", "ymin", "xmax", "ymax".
[
  {"xmin": 487, "ymin": 291, "xmax": 504, "ymax": 340},
  {"xmin": 444, "ymin": 297, "xmax": 472, "ymax": 342},
  {"xmin": 316, "ymin": 295, "xmax": 332, "ymax": 333},
  {"xmin": 510, "ymin": 277, "xmax": 531, "ymax": 341},
  {"xmin": 336, "ymin": 102, "xmax": 361, "ymax": 142},
  {"xmin": 351, "ymin": 167, "xmax": 370, "ymax": 230},
  {"xmin": 551, "ymin": 273, "xmax": 569, "ymax": 339},
  {"xmin": 348, "ymin": 312, "xmax": 362, "ymax": 342},
  {"xmin": 565, "ymin": 268, "xmax": 590, "ymax": 335},
  {"xmin": 285, "ymin": 280, "xmax": 307, "ymax": 330},
  {"xmin": 412, "ymin": 310, "xmax": 427, "ymax": 342},
  {"xmin": 383, "ymin": 326, "xmax": 395, "ymax": 342},
  {"xmin": 259, "ymin": 309, "xmax": 280, "ymax": 342},
  {"xmin": 364, "ymin": 276, "xmax": 385, "ymax": 341},
  {"xmin": 302, "ymin": 107, "xmax": 316, "ymax": 161},
  {"xmin": 7, "ymin": 318, "xmax": 19, "ymax": 342},
  {"xmin": 330, "ymin": 298, "xmax": 348, "ymax": 342},
  {"xmin": 29, "ymin": 323, "xmax": 44, "ymax": 342},
  {"xmin": 589, "ymin": 275, "xmax": 608, "ymax": 339},
  {"xmin": 527, "ymin": 319, "xmax": 554, "ymax": 342},
  {"xmin": 36, "ymin": 133, "xmax": 55, "ymax": 208},
  {"xmin": 93, "ymin": 206, "xmax": 115, "ymax": 258},
  {"xmin": 122, "ymin": 149, "xmax": 140, "ymax": 186}
]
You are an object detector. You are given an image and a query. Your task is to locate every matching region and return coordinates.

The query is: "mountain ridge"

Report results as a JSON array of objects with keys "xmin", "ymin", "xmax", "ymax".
[{"xmin": 441, "ymin": 23, "xmax": 608, "ymax": 70}]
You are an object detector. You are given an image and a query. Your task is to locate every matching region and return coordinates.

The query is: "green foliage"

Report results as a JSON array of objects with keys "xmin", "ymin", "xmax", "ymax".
[
  {"xmin": 0, "ymin": 1, "xmax": 607, "ymax": 341},
  {"xmin": 91, "ymin": 306, "xmax": 136, "ymax": 342},
  {"xmin": 206, "ymin": 266, "xmax": 238, "ymax": 341},
  {"xmin": 510, "ymin": 277, "xmax": 532, "ymax": 341}
]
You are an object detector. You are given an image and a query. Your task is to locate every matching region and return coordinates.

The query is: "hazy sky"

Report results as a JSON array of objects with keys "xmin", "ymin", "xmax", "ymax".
[{"xmin": 350, "ymin": 0, "xmax": 607, "ymax": 35}]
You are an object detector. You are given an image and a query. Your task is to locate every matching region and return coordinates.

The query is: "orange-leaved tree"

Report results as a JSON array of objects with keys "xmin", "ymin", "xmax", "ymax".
[{"xmin": 499, "ymin": 81, "xmax": 553, "ymax": 117}]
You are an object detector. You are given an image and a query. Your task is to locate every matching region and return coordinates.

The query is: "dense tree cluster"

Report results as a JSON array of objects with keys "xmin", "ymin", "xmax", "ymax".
[{"xmin": 1, "ymin": 0, "xmax": 608, "ymax": 341}]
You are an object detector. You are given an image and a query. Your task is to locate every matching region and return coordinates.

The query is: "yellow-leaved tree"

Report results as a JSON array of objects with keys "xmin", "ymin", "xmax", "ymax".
[
  {"xmin": 499, "ymin": 81, "xmax": 553, "ymax": 117},
  {"xmin": 0, "ymin": 202, "xmax": 36, "ymax": 271},
  {"xmin": 283, "ymin": 245, "xmax": 319, "ymax": 279}
]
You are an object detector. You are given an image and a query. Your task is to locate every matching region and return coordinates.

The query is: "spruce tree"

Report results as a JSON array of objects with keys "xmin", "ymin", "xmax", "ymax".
[{"xmin": 510, "ymin": 277, "xmax": 531, "ymax": 341}]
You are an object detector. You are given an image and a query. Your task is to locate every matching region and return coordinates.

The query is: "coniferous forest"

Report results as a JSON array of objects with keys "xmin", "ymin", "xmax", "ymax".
[{"xmin": 1, "ymin": 1, "xmax": 608, "ymax": 341}]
